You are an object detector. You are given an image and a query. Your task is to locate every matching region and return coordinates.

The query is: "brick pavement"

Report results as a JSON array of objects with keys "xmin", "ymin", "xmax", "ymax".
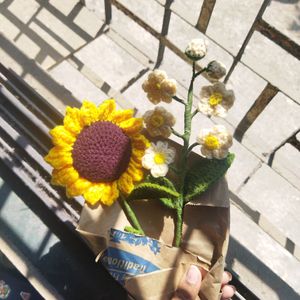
[{"xmin": 1, "ymin": 0, "xmax": 300, "ymax": 299}]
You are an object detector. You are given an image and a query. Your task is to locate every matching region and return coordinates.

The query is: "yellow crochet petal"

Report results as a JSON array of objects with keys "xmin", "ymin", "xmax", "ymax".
[
  {"xmin": 118, "ymin": 172, "xmax": 134, "ymax": 195},
  {"xmin": 84, "ymin": 183, "xmax": 106, "ymax": 205},
  {"xmin": 129, "ymin": 157, "xmax": 142, "ymax": 170},
  {"xmin": 119, "ymin": 118, "xmax": 143, "ymax": 136},
  {"xmin": 126, "ymin": 161, "xmax": 144, "ymax": 182},
  {"xmin": 131, "ymin": 134, "xmax": 150, "ymax": 150},
  {"xmin": 51, "ymin": 166, "xmax": 79, "ymax": 186},
  {"xmin": 111, "ymin": 109, "xmax": 134, "ymax": 125},
  {"xmin": 97, "ymin": 99, "xmax": 116, "ymax": 121},
  {"xmin": 79, "ymin": 100, "xmax": 99, "ymax": 126},
  {"xmin": 44, "ymin": 147, "xmax": 73, "ymax": 169},
  {"xmin": 50, "ymin": 126, "xmax": 76, "ymax": 147},
  {"xmin": 66, "ymin": 178, "xmax": 92, "ymax": 198},
  {"xmin": 131, "ymin": 148, "xmax": 145, "ymax": 164},
  {"xmin": 99, "ymin": 182, "xmax": 119, "ymax": 206},
  {"xmin": 63, "ymin": 107, "xmax": 83, "ymax": 135}
]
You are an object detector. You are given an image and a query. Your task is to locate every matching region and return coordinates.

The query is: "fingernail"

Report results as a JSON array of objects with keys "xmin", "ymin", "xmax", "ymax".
[
  {"xmin": 229, "ymin": 285, "xmax": 237, "ymax": 293},
  {"xmin": 225, "ymin": 271, "xmax": 232, "ymax": 282},
  {"xmin": 185, "ymin": 265, "xmax": 200, "ymax": 285}
]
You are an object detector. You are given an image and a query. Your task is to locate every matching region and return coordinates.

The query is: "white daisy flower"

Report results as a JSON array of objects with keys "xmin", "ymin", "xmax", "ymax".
[
  {"xmin": 197, "ymin": 125, "xmax": 233, "ymax": 159},
  {"xmin": 142, "ymin": 70, "xmax": 177, "ymax": 104},
  {"xmin": 142, "ymin": 141, "xmax": 176, "ymax": 177},
  {"xmin": 198, "ymin": 82, "xmax": 235, "ymax": 118},
  {"xmin": 185, "ymin": 39, "xmax": 207, "ymax": 61},
  {"xmin": 206, "ymin": 61, "xmax": 227, "ymax": 80}
]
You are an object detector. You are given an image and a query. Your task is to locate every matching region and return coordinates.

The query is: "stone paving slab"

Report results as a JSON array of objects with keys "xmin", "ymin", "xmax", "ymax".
[
  {"xmin": 242, "ymin": 92, "xmax": 300, "ymax": 159},
  {"xmin": 229, "ymin": 204, "xmax": 300, "ymax": 300},
  {"xmin": 168, "ymin": 11, "xmax": 234, "ymax": 69},
  {"xmin": 0, "ymin": 177, "xmax": 59, "ymax": 258},
  {"xmin": 272, "ymin": 143, "xmax": 300, "ymax": 190},
  {"xmin": 84, "ymin": 0, "xmax": 105, "ymax": 19},
  {"xmin": 118, "ymin": 0, "xmax": 164, "ymax": 33},
  {"xmin": 206, "ymin": 0, "xmax": 263, "ymax": 55},
  {"xmin": 170, "ymin": 0, "xmax": 203, "ymax": 26},
  {"xmin": 225, "ymin": 62, "xmax": 267, "ymax": 128},
  {"xmin": 74, "ymin": 33, "xmax": 146, "ymax": 91},
  {"xmin": 49, "ymin": 60, "xmax": 108, "ymax": 103},
  {"xmin": 7, "ymin": 0, "xmax": 40, "ymax": 24},
  {"xmin": 242, "ymin": 31, "xmax": 300, "ymax": 104},
  {"xmin": 264, "ymin": 0, "xmax": 300, "ymax": 45},
  {"xmin": 0, "ymin": 33, "xmax": 79, "ymax": 114},
  {"xmin": 109, "ymin": 5, "xmax": 160, "ymax": 63},
  {"xmin": 226, "ymin": 140, "xmax": 261, "ymax": 193},
  {"xmin": 237, "ymin": 163, "xmax": 300, "ymax": 247},
  {"xmin": 0, "ymin": 0, "xmax": 104, "ymax": 69}
]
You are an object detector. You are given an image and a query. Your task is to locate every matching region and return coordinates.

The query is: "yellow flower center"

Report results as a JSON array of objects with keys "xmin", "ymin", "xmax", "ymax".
[
  {"xmin": 156, "ymin": 83, "xmax": 161, "ymax": 89},
  {"xmin": 150, "ymin": 114, "xmax": 164, "ymax": 127},
  {"xmin": 154, "ymin": 152, "xmax": 166, "ymax": 164},
  {"xmin": 209, "ymin": 92, "xmax": 223, "ymax": 107},
  {"xmin": 204, "ymin": 134, "xmax": 220, "ymax": 150}
]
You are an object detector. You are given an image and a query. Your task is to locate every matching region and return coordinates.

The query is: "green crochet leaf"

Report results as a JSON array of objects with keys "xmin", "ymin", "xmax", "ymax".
[
  {"xmin": 184, "ymin": 153, "xmax": 235, "ymax": 203},
  {"xmin": 127, "ymin": 182, "xmax": 179, "ymax": 201},
  {"xmin": 145, "ymin": 175, "xmax": 177, "ymax": 192},
  {"xmin": 159, "ymin": 197, "xmax": 178, "ymax": 209}
]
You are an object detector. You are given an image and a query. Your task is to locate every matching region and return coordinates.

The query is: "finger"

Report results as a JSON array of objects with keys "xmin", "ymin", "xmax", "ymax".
[
  {"xmin": 172, "ymin": 265, "xmax": 202, "ymax": 300},
  {"xmin": 221, "ymin": 284, "xmax": 236, "ymax": 300},
  {"xmin": 221, "ymin": 271, "xmax": 232, "ymax": 286}
]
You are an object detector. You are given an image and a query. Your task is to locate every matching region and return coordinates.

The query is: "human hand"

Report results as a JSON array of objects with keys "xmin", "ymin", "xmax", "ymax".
[{"xmin": 171, "ymin": 265, "xmax": 235, "ymax": 300}]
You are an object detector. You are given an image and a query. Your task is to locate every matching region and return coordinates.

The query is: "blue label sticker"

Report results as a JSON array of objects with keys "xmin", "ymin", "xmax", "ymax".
[
  {"xmin": 100, "ymin": 247, "xmax": 160, "ymax": 285},
  {"xmin": 110, "ymin": 229, "xmax": 161, "ymax": 255}
]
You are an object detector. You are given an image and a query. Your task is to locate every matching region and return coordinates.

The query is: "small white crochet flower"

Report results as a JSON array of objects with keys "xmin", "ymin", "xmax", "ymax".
[
  {"xmin": 198, "ymin": 82, "xmax": 235, "ymax": 118},
  {"xmin": 142, "ymin": 70, "xmax": 177, "ymax": 104},
  {"xmin": 197, "ymin": 125, "xmax": 232, "ymax": 159},
  {"xmin": 206, "ymin": 61, "xmax": 227, "ymax": 80},
  {"xmin": 143, "ymin": 106, "xmax": 176, "ymax": 138},
  {"xmin": 185, "ymin": 39, "xmax": 207, "ymax": 60},
  {"xmin": 142, "ymin": 141, "xmax": 176, "ymax": 177}
]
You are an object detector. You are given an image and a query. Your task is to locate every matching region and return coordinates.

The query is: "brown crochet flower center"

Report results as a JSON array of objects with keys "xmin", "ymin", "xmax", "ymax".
[{"xmin": 72, "ymin": 121, "xmax": 131, "ymax": 182}]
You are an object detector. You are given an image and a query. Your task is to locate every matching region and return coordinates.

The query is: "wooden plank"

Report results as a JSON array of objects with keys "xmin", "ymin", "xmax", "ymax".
[
  {"xmin": 234, "ymin": 82, "xmax": 278, "ymax": 141},
  {"xmin": 196, "ymin": 0, "xmax": 216, "ymax": 33},
  {"xmin": 256, "ymin": 19, "xmax": 300, "ymax": 60}
]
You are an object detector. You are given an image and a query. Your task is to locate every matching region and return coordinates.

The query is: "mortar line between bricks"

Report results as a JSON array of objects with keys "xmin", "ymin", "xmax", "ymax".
[{"xmin": 229, "ymin": 192, "xmax": 300, "ymax": 262}]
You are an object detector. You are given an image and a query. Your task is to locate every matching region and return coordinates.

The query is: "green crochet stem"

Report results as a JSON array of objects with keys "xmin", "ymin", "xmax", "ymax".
[
  {"xmin": 119, "ymin": 195, "xmax": 145, "ymax": 235},
  {"xmin": 174, "ymin": 63, "xmax": 206, "ymax": 247}
]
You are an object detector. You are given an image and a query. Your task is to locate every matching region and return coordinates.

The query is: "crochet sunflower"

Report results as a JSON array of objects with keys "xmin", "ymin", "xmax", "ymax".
[{"xmin": 45, "ymin": 99, "xmax": 149, "ymax": 206}]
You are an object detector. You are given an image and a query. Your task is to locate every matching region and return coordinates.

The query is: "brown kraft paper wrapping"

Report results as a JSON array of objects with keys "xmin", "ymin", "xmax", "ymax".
[{"xmin": 77, "ymin": 177, "xmax": 230, "ymax": 300}]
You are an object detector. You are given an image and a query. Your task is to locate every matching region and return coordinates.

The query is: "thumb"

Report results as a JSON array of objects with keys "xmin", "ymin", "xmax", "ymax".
[{"xmin": 171, "ymin": 265, "xmax": 202, "ymax": 300}]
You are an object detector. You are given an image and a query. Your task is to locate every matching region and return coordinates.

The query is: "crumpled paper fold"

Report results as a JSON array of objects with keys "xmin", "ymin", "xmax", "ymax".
[{"xmin": 77, "ymin": 177, "xmax": 229, "ymax": 300}]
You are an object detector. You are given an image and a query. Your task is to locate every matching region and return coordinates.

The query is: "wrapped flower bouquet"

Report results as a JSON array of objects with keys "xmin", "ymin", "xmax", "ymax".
[{"xmin": 45, "ymin": 39, "xmax": 235, "ymax": 300}]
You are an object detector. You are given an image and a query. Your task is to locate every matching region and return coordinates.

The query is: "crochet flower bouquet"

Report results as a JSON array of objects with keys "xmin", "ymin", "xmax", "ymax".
[{"xmin": 45, "ymin": 39, "xmax": 235, "ymax": 300}]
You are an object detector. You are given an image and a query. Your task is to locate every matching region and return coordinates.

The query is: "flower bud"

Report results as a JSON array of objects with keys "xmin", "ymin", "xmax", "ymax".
[
  {"xmin": 185, "ymin": 39, "xmax": 207, "ymax": 61},
  {"xmin": 206, "ymin": 61, "xmax": 227, "ymax": 80}
]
